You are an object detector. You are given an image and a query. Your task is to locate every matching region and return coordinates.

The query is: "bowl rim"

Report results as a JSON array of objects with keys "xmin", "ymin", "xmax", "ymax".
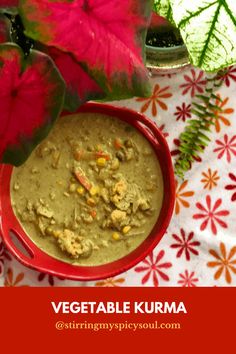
[
  {"xmin": 145, "ymin": 42, "xmax": 191, "ymax": 73},
  {"xmin": 145, "ymin": 42, "xmax": 187, "ymax": 52},
  {"xmin": 0, "ymin": 102, "xmax": 175, "ymax": 281}
]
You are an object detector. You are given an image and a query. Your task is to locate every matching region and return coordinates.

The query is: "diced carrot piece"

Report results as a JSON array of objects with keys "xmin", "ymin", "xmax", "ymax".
[
  {"xmin": 114, "ymin": 138, "xmax": 123, "ymax": 150},
  {"xmin": 95, "ymin": 151, "xmax": 110, "ymax": 160},
  {"xmin": 74, "ymin": 150, "xmax": 84, "ymax": 161},
  {"xmin": 74, "ymin": 169, "xmax": 92, "ymax": 191},
  {"xmin": 90, "ymin": 210, "xmax": 97, "ymax": 218}
]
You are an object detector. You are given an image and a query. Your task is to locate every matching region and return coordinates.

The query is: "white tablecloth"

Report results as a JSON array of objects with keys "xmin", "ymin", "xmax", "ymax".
[{"xmin": 1, "ymin": 65, "xmax": 236, "ymax": 287}]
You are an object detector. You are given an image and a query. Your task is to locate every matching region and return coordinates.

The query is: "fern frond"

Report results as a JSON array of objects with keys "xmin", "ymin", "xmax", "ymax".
[{"xmin": 175, "ymin": 72, "xmax": 225, "ymax": 179}]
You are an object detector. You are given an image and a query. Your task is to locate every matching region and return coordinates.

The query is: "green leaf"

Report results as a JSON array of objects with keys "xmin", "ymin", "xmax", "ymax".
[
  {"xmin": 192, "ymin": 103, "xmax": 208, "ymax": 112},
  {"xmin": 198, "ymin": 132, "xmax": 211, "ymax": 142},
  {"xmin": 153, "ymin": 0, "xmax": 174, "ymax": 22},
  {"xmin": 174, "ymin": 72, "xmax": 224, "ymax": 178},
  {"xmin": 169, "ymin": 0, "xmax": 236, "ymax": 72}
]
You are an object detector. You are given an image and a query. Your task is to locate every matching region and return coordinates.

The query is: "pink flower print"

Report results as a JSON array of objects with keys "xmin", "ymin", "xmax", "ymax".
[
  {"xmin": 180, "ymin": 69, "xmax": 207, "ymax": 97},
  {"xmin": 217, "ymin": 66, "xmax": 236, "ymax": 87},
  {"xmin": 214, "ymin": 135, "xmax": 236, "ymax": 163},
  {"xmin": 193, "ymin": 195, "xmax": 229, "ymax": 235},
  {"xmin": 225, "ymin": 173, "xmax": 236, "ymax": 202},
  {"xmin": 178, "ymin": 270, "xmax": 199, "ymax": 287},
  {"xmin": 171, "ymin": 229, "xmax": 200, "ymax": 261},
  {"xmin": 174, "ymin": 102, "xmax": 192, "ymax": 122},
  {"xmin": 134, "ymin": 250, "xmax": 172, "ymax": 287}
]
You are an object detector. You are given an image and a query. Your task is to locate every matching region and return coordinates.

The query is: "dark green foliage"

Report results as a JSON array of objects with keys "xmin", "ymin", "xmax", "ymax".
[
  {"xmin": 9, "ymin": 14, "xmax": 34, "ymax": 56},
  {"xmin": 175, "ymin": 73, "xmax": 224, "ymax": 179}
]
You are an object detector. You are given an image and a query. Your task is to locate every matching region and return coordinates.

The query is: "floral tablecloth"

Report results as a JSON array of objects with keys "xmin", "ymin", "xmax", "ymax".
[{"xmin": 1, "ymin": 65, "xmax": 236, "ymax": 287}]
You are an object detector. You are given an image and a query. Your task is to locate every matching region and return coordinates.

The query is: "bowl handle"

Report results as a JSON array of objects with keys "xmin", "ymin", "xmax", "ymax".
[
  {"xmin": 135, "ymin": 111, "xmax": 171, "ymax": 154},
  {"xmin": 0, "ymin": 211, "xmax": 47, "ymax": 268}
]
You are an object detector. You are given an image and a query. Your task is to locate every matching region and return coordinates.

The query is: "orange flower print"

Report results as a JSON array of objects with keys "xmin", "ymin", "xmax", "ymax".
[
  {"xmin": 201, "ymin": 168, "xmax": 220, "ymax": 190},
  {"xmin": 175, "ymin": 180, "xmax": 194, "ymax": 215},
  {"xmin": 4, "ymin": 268, "xmax": 28, "ymax": 287},
  {"xmin": 95, "ymin": 277, "xmax": 125, "ymax": 287},
  {"xmin": 136, "ymin": 84, "xmax": 172, "ymax": 117},
  {"xmin": 207, "ymin": 243, "xmax": 236, "ymax": 284},
  {"xmin": 211, "ymin": 95, "xmax": 233, "ymax": 133}
]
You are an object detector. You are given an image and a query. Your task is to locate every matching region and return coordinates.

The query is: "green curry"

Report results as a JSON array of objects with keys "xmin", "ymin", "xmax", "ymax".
[{"xmin": 10, "ymin": 113, "xmax": 163, "ymax": 266}]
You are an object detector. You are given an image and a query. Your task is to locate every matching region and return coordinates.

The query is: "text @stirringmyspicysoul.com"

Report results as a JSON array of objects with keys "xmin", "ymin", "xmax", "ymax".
[{"xmin": 54, "ymin": 320, "xmax": 182, "ymax": 331}]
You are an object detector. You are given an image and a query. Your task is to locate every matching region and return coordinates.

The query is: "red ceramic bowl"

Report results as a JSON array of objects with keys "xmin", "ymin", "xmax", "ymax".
[{"xmin": 0, "ymin": 103, "xmax": 175, "ymax": 281}]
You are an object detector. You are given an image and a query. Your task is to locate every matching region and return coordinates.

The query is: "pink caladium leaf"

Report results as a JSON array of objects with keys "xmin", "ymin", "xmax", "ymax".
[
  {"xmin": 0, "ymin": 44, "xmax": 65, "ymax": 166},
  {"xmin": 19, "ymin": 0, "xmax": 152, "ymax": 100},
  {"xmin": 0, "ymin": 15, "xmax": 10, "ymax": 43},
  {"xmin": 47, "ymin": 47, "xmax": 105, "ymax": 112},
  {"xmin": 0, "ymin": 0, "xmax": 19, "ymax": 5},
  {"xmin": 0, "ymin": 0, "xmax": 19, "ymax": 14}
]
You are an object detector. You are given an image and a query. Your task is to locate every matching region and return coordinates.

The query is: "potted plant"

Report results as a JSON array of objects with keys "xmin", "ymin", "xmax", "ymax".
[
  {"xmin": 153, "ymin": 0, "xmax": 236, "ymax": 73},
  {"xmin": 147, "ymin": 0, "xmax": 236, "ymax": 73},
  {"xmin": 151, "ymin": 0, "xmax": 236, "ymax": 177},
  {"xmin": 0, "ymin": 0, "xmax": 153, "ymax": 167},
  {"xmin": 145, "ymin": 11, "xmax": 190, "ymax": 73}
]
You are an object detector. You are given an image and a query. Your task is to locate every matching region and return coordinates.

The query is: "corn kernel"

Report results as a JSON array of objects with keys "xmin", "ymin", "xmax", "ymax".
[
  {"xmin": 45, "ymin": 227, "xmax": 53, "ymax": 235},
  {"xmin": 111, "ymin": 158, "xmax": 119, "ymax": 170},
  {"xmin": 69, "ymin": 183, "xmax": 77, "ymax": 193},
  {"xmin": 122, "ymin": 226, "xmax": 131, "ymax": 234},
  {"xmin": 89, "ymin": 186, "xmax": 100, "ymax": 196},
  {"xmin": 96, "ymin": 157, "xmax": 106, "ymax": 167},
  {"xmin": 52, "ymin": 230, "xmax": 61, "ymax": 238},
  {"xmin": 87, "ymin": 197, "xmax": 96, "ymax": 207},
  {"xmin": 112, "ymin": 232, "xmax": 121, "ymax": 241},
  {"xmin": 77, "ymin": 186, "xmax": 85, "ymax": 195}
]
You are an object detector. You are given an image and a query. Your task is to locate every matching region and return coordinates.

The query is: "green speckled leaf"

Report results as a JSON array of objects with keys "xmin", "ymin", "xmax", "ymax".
[
  {"xmin": 153, "ymin": 0, "xmax": 173, "ymax": 22},
  {"xmin": 170, "ymin": 0, "xmax": 236, "ymax": 72}
]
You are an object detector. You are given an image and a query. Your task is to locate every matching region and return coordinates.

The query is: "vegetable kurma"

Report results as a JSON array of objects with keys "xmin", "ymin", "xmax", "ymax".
[{"xmin": 11, "ymin": 113, "xmax": 163, "ymax": 265}]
